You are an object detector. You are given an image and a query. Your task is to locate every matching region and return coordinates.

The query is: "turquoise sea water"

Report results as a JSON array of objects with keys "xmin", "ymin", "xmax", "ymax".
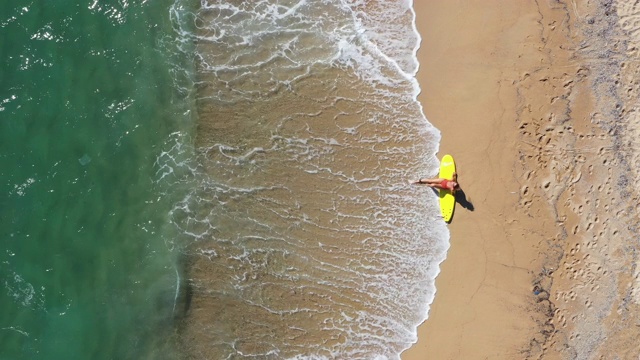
[
  {"xmin": 1, "ymin": 1, "xmax": 192, "ymax": 359},
  {"xmin": 2, "ymin": 1, "xmax": 448, "ymax": 358}
]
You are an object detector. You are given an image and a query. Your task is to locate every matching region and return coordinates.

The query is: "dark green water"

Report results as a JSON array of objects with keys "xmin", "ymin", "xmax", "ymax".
[{"xmin": 1, "ymin": 1, "xmax": 193, "ymax": 359}]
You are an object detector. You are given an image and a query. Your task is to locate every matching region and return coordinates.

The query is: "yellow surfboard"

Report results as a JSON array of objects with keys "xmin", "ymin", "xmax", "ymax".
[{"xmin": 438, "ymin": 154, "xmax": 456, "ymax": 223}]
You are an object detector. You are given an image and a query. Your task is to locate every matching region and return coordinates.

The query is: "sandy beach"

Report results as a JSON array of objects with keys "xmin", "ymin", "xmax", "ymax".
[{"xmin": 404, "ymin": 0, "xmax": 640, "ymax": 359}]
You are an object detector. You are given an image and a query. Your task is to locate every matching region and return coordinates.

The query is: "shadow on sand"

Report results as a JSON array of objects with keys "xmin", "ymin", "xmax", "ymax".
[{"xmin": 454, "ymin": 188, "xmax": 474, "ymax": 211}]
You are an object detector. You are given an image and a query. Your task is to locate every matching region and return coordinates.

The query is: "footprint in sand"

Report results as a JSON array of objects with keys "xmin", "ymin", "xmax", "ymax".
[
  {"xmin": 585, "ymin": 299, "xmax": 592, "ymax": 309},
  {"xmin": 570, "ymin": 243, "xmax": 581, "ymax": 254}
]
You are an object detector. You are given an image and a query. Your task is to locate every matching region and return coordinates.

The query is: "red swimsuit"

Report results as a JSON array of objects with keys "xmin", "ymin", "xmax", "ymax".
[{"xmin": 439, "ymin": 179, "xmax": 455, "ymax": 190}]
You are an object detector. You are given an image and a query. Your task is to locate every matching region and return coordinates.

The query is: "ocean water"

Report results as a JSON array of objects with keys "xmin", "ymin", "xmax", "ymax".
[
  {"xmin": 1, "ymin": 0, "xmax": 448, "ymax": 359},
  {"xmin": 0, "ymin": 1, "xmax": 192, "ymax": 359},
  {"xmin": 167, "ymin": 1, "xmax": 449, "ymax": 359}
]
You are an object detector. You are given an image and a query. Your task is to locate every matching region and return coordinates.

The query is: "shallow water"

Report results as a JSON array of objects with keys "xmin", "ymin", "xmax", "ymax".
[
  {"xmin": 168, "ymin": 1, "xmax": 449, "ymax": 358},
  {"xmin": 2, "ymin": 0, "xmax": 450, "ymax": 359}
]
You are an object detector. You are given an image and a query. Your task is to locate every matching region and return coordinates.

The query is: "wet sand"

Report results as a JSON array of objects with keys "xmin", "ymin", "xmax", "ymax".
[
  {"xmin": 404, "ymin": 0, "xmax": 640, "ymax": 359},
  {"xmin": 176, "ymin": 2, "xmax": 443, "ymax": 358}
]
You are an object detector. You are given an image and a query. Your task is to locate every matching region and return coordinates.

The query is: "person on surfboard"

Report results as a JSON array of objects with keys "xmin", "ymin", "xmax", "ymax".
[{"xmin": 413, "ymin": 172, "xmax": 459, "ymax": 192}]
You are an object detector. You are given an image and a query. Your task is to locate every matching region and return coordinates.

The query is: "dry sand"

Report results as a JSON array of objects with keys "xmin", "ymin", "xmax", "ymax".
[{"xmin": 403, "ymin": 0, "xmax": 640, "ymax": 359}]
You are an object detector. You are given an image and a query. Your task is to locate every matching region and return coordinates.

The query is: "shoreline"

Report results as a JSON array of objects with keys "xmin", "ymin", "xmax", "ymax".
[
  {"xmin": 404, "ymin": 1, "xmax": 555, "ymax": 358},
  {"xmin": 403, "ymin": 0, "xmax": 640, "ymax": 358}
]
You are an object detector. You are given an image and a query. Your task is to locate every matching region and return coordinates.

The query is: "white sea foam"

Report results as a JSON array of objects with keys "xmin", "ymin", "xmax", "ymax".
[
  {"xmin": 2, "ymin": 270, "xmax": 45, "ymax": 310},
  {"xmin": 10, "ymin": 177, "xmax": 36, "ymax": 197},
  {"xmin": 161, "ymin": 0, "xmax": 448, "ymax": 358}
]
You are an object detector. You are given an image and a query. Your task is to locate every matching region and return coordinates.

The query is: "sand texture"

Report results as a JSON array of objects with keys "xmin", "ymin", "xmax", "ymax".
[
  {"xmin": 177, "ymin": 2, "xmax": 445, "ymax": 359},
  {"xmin": 404, "ymin": 0, "xmax": 640, "ymax": 359}
]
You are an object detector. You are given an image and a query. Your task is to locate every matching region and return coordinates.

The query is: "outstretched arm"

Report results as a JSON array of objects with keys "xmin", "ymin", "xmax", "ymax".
[
  {"xmin": 413, "ymin": 178, "xmax": 443, "ymax": 187},
  {"xmin": 413, "ymin": 178, "xmax": 432, "ymax": 185}
]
